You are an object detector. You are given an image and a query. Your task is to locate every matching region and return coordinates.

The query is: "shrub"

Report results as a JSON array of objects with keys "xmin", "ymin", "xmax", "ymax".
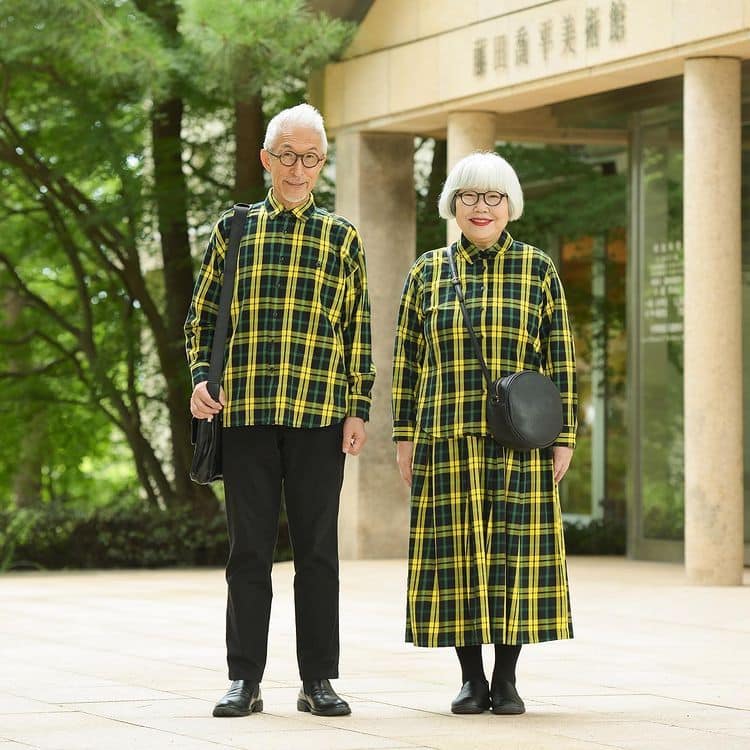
[
  {"xmin": 563, "ymin": 517, "xmax": 626, "ymax": 555},
  {"xmin": 0, "ymin": 502, "xmax": 292, "ymax": 571}
]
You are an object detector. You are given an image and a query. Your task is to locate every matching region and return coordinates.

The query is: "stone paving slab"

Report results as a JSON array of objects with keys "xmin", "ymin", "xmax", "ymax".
[{"xmin": 0, "ymin": 557, "xmax": 748, "ymax": 750}]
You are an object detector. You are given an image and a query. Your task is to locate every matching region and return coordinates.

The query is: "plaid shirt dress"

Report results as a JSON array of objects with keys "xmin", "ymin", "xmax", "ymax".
[{"xmin": 392, "ymin": 231, "xmax": 577, "ymax": 647}]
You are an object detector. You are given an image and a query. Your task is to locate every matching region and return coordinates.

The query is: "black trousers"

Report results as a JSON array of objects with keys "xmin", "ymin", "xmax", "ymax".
[{"xmin": 222, "ymin": 422, "xmax": 346, "ymax": 682}]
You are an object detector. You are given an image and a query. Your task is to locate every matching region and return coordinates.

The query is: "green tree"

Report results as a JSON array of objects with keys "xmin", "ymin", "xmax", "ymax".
[{"xmin": 0, "ymin": 0, "xmax": 352, "ymax": 514}]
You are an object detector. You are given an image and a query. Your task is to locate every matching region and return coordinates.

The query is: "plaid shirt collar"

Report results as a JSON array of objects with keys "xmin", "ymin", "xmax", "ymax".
[
  {"xmin": 457, "ymin": 230, "xmax": 513, "ymax": 264},
  {"xmin": 264, "ymin": 188, "xmax": 316, "ymax": 221}
]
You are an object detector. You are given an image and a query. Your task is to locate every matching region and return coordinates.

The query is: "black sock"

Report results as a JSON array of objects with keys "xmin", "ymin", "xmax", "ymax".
[
  {"xmin": 455, "ymin": 645, "xmax": 485, "ymax": 683},
  {"xmin": 492, "ymin": 644, "xmax": 521, "ymax": 686}
]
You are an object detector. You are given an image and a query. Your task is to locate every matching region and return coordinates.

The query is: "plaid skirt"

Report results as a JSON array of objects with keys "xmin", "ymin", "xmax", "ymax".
[{"xmin": 406, "ymin": 432, "xmax": 573, "ymax": 647}]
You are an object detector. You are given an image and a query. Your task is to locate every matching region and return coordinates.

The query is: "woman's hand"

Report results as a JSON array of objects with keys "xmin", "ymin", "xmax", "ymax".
[
  {"xmin": 190, "ymin": 381, "xmax": 226, "ymax": 421},
  {"xmin": 396, "ymin": 440, "xmax": 414, "ymax": 487},
  {"xmin": 552, "ymin": 446, "xmax": 573, "ymax": 484}
]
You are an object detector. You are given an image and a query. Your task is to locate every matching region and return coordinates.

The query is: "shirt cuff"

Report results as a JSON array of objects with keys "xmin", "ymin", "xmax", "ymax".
[
  {"xmin": 554, "ymin": 428, "xmax": 576, "ymax": 449},
  {"xmin": 392, "ymin": 423, "xmax": 416, "ymax": 442},
  {"xmin": 347, "ymin": 394, "xmax": 371, "ymax": 422},
  {"xmin": 190, "ymin": 364, "xmax": 209, "ymax": 389}
]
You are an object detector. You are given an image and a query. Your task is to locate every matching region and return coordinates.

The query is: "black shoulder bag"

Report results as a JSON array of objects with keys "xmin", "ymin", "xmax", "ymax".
[
  {"xmin": 446, "ymin": 246, "xmax": 563, "ymax": 451},
  {"xmin": 189, "ymin": 204, "xmax": 250, "ymax": 484}
]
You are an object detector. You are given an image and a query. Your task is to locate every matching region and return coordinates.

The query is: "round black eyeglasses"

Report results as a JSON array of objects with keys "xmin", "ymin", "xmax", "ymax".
[
  {"xmin": 456, "ymin": 190, "xmax": 506, "ymax": 207},
  {"xmin": 267, "ymin": 150, "xmax": 325, "ymax": 168}
]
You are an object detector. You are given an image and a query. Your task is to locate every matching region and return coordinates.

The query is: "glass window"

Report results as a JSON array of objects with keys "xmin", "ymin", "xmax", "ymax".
[{"xmin": 636, "ymin": 120, "xmax": 684, "ymax": 541}]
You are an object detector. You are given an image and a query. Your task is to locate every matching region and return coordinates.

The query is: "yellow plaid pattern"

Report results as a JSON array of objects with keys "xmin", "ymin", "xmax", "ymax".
[
  {"xmin": 185, "ymin": 190, "xmax": 375, "ymax": 427},
  {"xmin": 407, "ymin": 432, "xmax": 573, "ymax": 646},
  {"xmin": 392, "ymin": 232, "xmax": 577, "ymax": 444},
  {"xmin": 393, "ymin": 232, "xmax": 576, "ymax": 647}
]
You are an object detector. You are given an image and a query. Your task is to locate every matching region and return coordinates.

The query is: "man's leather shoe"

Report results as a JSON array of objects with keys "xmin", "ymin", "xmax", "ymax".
[
  {"xmin": 297, "ymin": 678, "xmax": 351, "ymax": 716},
  {"xmin": 450, "ymin": 679, "xmax": 491, "ymax": 714},
  {"xmin": 491, "ymin": 679, "xmax": 525, "ymax": 715},
  {"xmin": 212, "ymin": 680, "xmax": 263, "ymax": 717}
]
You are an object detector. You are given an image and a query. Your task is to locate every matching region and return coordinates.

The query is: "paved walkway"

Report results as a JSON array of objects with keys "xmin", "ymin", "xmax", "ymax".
[{"xmin": 1, "ymin": 557, "xmax": 749, "ymax": 750}]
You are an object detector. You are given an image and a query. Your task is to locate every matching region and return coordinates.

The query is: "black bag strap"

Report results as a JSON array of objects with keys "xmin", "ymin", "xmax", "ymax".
[
  {"xmin": 446, "ymin": 246, "xmax": 496, "ymax": 397},
  {"xmin": 206, "ymin": 203, "xmax": 250, "ymax": 401}
]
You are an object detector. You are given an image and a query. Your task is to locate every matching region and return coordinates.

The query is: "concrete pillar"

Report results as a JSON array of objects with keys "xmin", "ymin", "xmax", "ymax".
[
  {"xmin": 335, "ymin": 131, "xmax": 416, "ymax": 558},
  {"xmin": 683, "ymin": 58, "xmax": 743, "ymax": 585},
  {"xmin": 446, "ymin": 112, "xmax": 497, "ymax": 243}
]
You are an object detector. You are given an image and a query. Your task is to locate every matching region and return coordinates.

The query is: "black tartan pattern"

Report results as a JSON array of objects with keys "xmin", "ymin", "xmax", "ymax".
[
  {"xmin": 406, "ymin": 433, "xmax": 573, "ymax": 647},
  {"xmin": 185, "ymin": 189, "xmax": 375, "ymax": 428}
]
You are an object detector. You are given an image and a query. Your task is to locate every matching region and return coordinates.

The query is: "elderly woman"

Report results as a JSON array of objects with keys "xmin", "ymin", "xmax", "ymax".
[{"xmin": 392, "ymin": 151, "xmax": 577, "ymax": 715}]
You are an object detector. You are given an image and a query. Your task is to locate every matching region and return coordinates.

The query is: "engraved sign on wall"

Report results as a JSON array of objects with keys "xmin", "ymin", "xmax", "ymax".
[{"xmin": 473, "ymin": 1, "xmax": 627, "ymax": 76}]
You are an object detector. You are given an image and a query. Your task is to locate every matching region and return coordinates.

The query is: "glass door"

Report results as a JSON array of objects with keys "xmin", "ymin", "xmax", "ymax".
[{"xmin": 628, "ymin": 110, "xmax": 685, "ymax": 561}]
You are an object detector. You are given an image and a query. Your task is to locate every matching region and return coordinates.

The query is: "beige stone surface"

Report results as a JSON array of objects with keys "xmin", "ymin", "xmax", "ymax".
[
  {"xmin": 323, "ymin": 0, "xmax": 750, "ymax": 132},
  {"xmin": 683, "ymin": 57, "xmax": 744, "ymax": 585},
  {"xmin": 446, "ymin": 111, "xmax": 497, "ymax": 244},
  {"xmin": 335, "ymin": 131, "xmax": 415, "ymax": 559},
  {"xmin": 1, "ymin": 558, "xmax": 749, "ymax": 749}
]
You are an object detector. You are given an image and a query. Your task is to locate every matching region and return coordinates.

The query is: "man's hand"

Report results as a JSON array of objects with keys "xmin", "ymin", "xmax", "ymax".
[
  {"xmin": 190, "ymin": 381, "xmax": 226, "ymax": 421},
  {"xmin": 395, "ymin": 440, "xmax": 414, "ymax": 487},
  {"xmin": 342, "ymin": 416, "xmax": 367, "ymax": 455},
  {"xmin": 552, "ymin": 446, "xmax": 574, "ymax": 484}
]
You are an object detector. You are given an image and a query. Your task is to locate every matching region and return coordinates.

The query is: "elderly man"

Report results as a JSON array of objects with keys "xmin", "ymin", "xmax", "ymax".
[{"xmin": 185, "ymin": 103, "xmax": 375, "ymax": 718}]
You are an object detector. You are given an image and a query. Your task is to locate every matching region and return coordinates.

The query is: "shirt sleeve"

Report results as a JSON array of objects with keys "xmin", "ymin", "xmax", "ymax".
[
  {"xmin": 341, "ymin": 227, "xmax": 376, "ymax": 421},
  {"xmin": 540, "ymin": 259, "xmax": 578, "ymax": 448},
  {"xmin": 184, "ymin": 213, "xmax": 229, "ymax": 389},
  {"xmin": 391, "ymin": 262, "xmax": 425, "ymax": 442}
]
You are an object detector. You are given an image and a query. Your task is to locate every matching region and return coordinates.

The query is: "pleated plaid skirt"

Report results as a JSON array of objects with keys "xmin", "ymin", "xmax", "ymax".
[{"xmin": 406, "ymin": 432, "xmax": 573, "ymax": 647}]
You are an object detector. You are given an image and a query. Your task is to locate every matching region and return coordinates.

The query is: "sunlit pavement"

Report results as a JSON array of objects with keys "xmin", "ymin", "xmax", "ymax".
[{"xmin": 1, "ymin": 557, "xmax": 749, "ymax": 750}]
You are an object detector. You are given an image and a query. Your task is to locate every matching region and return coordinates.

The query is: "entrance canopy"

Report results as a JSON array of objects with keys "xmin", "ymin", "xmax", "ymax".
[{"xmin": 319, "ymin": 0, "xmax": 750, "ymax": 136}]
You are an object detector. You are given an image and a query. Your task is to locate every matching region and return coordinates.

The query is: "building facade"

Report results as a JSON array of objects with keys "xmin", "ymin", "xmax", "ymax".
[{"xmin": 317, "ymin": 0, "xmax": 750, "ymax": 583}]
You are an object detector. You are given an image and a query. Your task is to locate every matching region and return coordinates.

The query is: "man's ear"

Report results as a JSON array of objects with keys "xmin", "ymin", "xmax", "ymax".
[{"xmin": 259, "ymin": 149, "xmax": 271, "ymax": 172}]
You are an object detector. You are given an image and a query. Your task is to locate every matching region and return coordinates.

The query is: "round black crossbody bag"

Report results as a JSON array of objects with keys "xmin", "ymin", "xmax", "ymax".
[
  {"xmin": 446, "ymin": 246, "xmax": 563, "ymax": 450},
  {"xmin": 487, "ymin": 370, "xmax": 563, "ymax": 450}
]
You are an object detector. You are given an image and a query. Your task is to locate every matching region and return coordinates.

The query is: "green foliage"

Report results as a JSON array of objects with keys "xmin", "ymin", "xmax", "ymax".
[
  {"xmin": 562, "ymin": 517, "xmax": 626, "ymax": 555},
  {"xmin": 0, "ymin": 0, "xmax": 354, "ymax": 520},
  {"xmin": 502, "ymin": 144, "xmax": 627, "ymax": 241},
  {"xmin": 0, "ymin": 1, "xmax": 172, "ymax": 98},
  {"xmin": 414, "ymin": 141, "xmax": 627, "ymax": 254},
  {"xmin": 0, "ymin": 501, "xmax": 292, "ymax": 570},
  {"xmin": 181, "ymin": 0, "xmax": 354, "ymax": 101}
]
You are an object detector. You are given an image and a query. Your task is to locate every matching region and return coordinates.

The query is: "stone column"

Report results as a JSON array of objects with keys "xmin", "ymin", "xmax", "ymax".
[
  {"xmin": 446, "ymin": 112, "xmax": 497, "ymax": 243},
  {"xmin": 335, "ymin": 131, "xmax": 416, "ymax": 558},
  {"xmin": 683, "ymin": 58, "xmax": 743, "ymax": 585}
]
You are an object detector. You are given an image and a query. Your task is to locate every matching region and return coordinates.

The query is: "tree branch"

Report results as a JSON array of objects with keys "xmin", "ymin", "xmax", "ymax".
[{"xmin": 0, "ymin": 252, "xmax": 83, "ymax": 340}]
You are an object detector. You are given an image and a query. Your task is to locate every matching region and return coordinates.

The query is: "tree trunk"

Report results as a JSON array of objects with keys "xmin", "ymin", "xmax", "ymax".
[
  {"xmin": 140, "ymin": 0, "xmax": 218, "ymax": 515},
  {"xmin": 234, "ymin": 95, "xmax": 266, "ymax": 202},
  {"xmin": 6, "ymin": 290, "xmax": 44, "ymax": 507},
  {"xmin": 426, "ymin": 138, "xmax": 447, "ymax": 209}
]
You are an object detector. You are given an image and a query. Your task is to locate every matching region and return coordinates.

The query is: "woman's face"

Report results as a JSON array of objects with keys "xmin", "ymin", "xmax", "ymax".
[{"xmin": 454, "ymin": 189, "xmax": 509, "ymax": 249}]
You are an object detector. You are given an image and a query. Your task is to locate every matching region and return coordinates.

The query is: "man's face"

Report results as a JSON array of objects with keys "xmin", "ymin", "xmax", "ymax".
[{"xmin": 260, "ymin": 126, "xmax": 326, "ymax": 209}]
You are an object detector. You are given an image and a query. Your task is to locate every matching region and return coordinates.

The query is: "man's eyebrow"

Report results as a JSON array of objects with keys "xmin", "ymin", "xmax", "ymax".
[{"xmin": 277, "ymin": 142, "xmax": 321, "ymax": 152}]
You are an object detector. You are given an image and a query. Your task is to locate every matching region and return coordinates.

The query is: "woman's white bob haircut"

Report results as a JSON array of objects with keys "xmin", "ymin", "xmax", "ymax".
[
  {"xmin": 438, "ymin": 151, "xmax": 524, "ymax": 221},
  {"xmin": 263, "ymin": 103, "xmax": 328, "ymax": 153}
]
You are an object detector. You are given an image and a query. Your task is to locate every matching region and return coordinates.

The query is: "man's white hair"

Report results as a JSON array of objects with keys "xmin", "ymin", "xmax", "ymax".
[
  {"xmin": 438, "ymin": 151, "xmax": 524, "ymax": 221},
  {"xmin": 263, "ymin": 103, "xmax": 328, "ymax": 152}
]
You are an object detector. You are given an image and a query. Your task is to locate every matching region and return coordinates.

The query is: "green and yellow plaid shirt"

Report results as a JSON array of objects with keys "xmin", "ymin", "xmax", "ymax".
[
  {"xmin": 392, "ymin": 231, "xmax": 577, "ymax": 445},
  {"xmin": 185, "ymin": 190, "xmax": 375, "ymax": 428}
]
